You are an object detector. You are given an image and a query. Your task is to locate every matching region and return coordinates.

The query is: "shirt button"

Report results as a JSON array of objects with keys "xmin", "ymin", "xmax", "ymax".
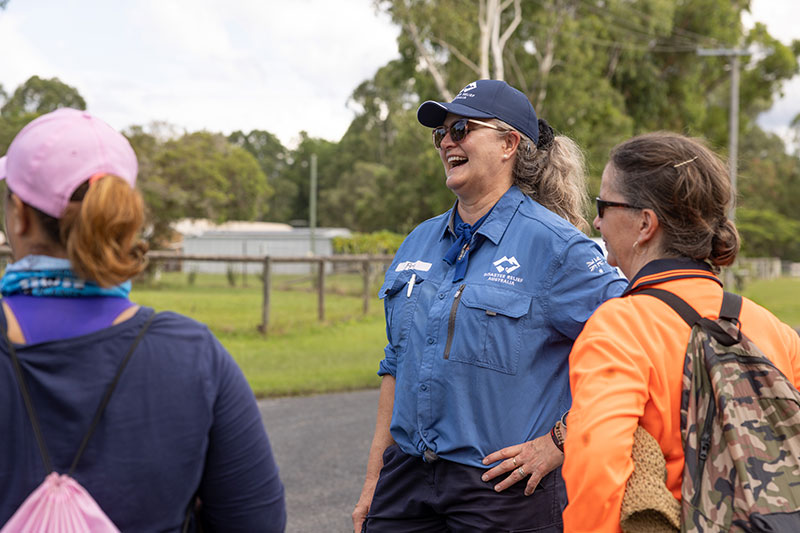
[
  {"xmin": 427, "ymin": 337, "xmax": 434, "ymax": 344},
  {"xmin": 420, "ymin": 384, "xmax": 428, "ymax": 391},
  {"xmin": 423, "ymin": 431, "xmax": 428, "ymax": 437},
  {"xmin": 438, "ymin": 293, "xmax": 445, "ymax": 299}
]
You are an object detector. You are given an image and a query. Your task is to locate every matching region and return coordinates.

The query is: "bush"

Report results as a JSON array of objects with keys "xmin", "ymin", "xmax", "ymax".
[{"xmin": 333, "ymin": 230, "xmax": 405, "ymax": 255}]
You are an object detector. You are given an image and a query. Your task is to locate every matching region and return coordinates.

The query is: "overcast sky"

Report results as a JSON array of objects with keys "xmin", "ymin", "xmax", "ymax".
[{"xmin": 1, "ymin": 0, "xmax": 797, "ymax": 147}]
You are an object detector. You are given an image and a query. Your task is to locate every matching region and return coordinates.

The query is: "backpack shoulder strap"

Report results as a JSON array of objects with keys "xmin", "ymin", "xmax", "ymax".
[
  {"xmin": 719, "ymin": 291, "xmax": 742, "ymax": 322},
  {"xmin": 635, "ymin": 287, "xmax": 701, "ymax": 327},
  {"xmin": 0, "ymin": 310, "xmax": 156, "ymax": 476},
  {"xmin": 636, "ymin": 287, "xmax": 741, "ymax": 346},
  {"xmin": 0, "ymin": 320, "xmax": 55, "ymax": 474},
  {"xmin": 68, "ymin": 312, "xmax": 156, "ymax": 475}
]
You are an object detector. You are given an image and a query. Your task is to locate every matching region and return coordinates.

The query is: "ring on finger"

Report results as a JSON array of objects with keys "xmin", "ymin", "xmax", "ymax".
[
  {"xmin": 512, "ymin": 457, "xmax": 518, "ymax": 467},
  {"xmin": 517, "ymin": 466, "xmax": 526, "ymax": 477}
]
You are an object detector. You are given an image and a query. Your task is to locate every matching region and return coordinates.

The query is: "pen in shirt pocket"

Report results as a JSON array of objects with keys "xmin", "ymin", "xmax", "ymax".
[{"xmin": 406, "ymin": 273, "xmax": 416, "ymax": 297}]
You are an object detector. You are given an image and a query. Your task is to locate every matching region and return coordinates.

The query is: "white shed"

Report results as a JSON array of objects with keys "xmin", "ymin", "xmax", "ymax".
[{"xmin": 179, "ymin": 221, "xmax": 351, "ymax": 274}]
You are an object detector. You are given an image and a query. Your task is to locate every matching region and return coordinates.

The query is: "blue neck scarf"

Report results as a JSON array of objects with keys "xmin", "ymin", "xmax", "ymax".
[
  {"xmin": 443, "ymin": 208, "xmax": 493, "ymax": 283},
  {"xmin": 0, "ymin": 255, "xmax": 131, "ymax": 298}
]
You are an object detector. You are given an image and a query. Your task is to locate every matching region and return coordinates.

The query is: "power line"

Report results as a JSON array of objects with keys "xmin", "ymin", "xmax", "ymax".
[
  {"xmin": 575, "ymin": 0, "xmax": 711, "ymax": 49},
  {"xmin": 526, "ymin": 0, "xmax": 720, "ymax": 54},
  {"xmin": 577, "ymin": 0, "xmax": 723, "ymax": 48},
  {"xmin": 525, "ymin": 19, "xmax": 699, "ymax": 53}
]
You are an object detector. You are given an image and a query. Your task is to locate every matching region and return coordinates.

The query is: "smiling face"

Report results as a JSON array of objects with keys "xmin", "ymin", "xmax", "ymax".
[
  {"xmin": 593, "ymin": 163, "xmax": 643, "ymax": 279},
  {"xmin": 437, "ymin": 113, "xmax": 515, "ymax": 206}
]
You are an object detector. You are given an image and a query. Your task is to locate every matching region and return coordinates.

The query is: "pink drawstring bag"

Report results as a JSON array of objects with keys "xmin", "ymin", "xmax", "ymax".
[
  {"xmin": 0, "ymin": 473, "xmax": 120, "ymax": 532},
  {"xmin": 1, "ymin": 315, "xmax": 155, "ymax": 532}
]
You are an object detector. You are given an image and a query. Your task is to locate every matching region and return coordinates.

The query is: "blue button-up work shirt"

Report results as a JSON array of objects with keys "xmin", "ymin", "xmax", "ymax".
[{"xmin": 378, "ymin": 186, "xmax": 626, "ymax": 468}]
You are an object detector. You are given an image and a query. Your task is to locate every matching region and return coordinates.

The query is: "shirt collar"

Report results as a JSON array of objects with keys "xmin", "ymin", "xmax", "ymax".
[
  {"xmin": 439, "ymin": 186, "xmax": 524, "ymax": 245},
  {"xmin": 623, "ymin": 257, "xmax": 722, "ymax": 296}
]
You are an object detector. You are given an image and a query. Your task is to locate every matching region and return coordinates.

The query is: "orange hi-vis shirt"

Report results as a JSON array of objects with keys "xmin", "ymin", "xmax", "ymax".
[{"xmin": 562, "ymin": 259, "xmax": 800, "ymax": 533}]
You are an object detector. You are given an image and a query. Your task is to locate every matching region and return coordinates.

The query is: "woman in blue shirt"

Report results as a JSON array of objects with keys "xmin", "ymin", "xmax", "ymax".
[
  {"xmin": 0, "ymin": 109, "xmax": 286, "ymax": 531},
  {"xmin": 353, "ymin": 80, "xmax": 626, "ymax": 532}
]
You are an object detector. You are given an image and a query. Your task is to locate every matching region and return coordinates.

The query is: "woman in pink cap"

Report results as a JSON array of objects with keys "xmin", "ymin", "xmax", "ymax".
[{"xmin": 0, "ymin": 108, "xmax": 286, "ymax": 531}]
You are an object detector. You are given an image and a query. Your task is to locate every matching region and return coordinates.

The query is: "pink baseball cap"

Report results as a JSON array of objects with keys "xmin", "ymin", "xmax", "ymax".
[{"xmin": 0, "ymin": 108, "xmax": 138, "ymax": 218}]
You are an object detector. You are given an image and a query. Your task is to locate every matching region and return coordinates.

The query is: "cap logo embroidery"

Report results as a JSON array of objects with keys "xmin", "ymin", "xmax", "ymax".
[
  {"xmin": 454, "ymin": 81, "xmax": 478, "ymax": 100},
  {"xmin": 459, "ymin": 82, "xmax": 477, "ymax": 95}
]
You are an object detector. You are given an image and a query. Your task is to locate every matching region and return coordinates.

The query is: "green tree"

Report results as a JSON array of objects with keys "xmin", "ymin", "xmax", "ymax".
[
  {"xmin": 334, "ymin": 0, "xmax": 799, "ymax": 246},
  {"xmin": 1, "ymin": 76, "xmax": 86, "ymax": 119},
  {"xmin": 227, "ymin": 129, "xmax": 295, "ymax": 222},
  {"xmin": 738, "ymin": 127, "xmax": 800, "ymax": 222},
  {"xmin": 0, "ymin": 77, "xmax": 88, "ymax": 155},
  {"xmin": 129, "ymin": 128, "xmax": 273, "ymax": 248},
  {"xmin": 158, "ymin": 132, "xmax": 271, "ymax": 221},
  {"xmin": 281, "ymin": 133, "xmax": 341, "ymax": 226},
  {"xmin": 737, "ymin": 208, "xmax": 800, "ymax": 261}
]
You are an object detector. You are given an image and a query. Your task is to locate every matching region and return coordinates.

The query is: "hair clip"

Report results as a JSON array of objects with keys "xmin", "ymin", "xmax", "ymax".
[{"xmin": 673, "ymin": 156, "xmax": 698, "ymax": 168}]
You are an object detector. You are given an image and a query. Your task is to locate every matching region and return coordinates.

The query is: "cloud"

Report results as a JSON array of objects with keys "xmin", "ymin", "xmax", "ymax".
[
  {"xmin": 0, "ymin": 0, "xmax": 398, "ymax": 146},
  {"xmin": 0, "ymin": 10, "xmax": 56, "ymax": 90}
]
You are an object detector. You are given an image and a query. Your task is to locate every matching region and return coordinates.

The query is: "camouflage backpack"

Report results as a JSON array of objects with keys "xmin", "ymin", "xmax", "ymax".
[{"xmin": 638, "ymin": 288, "xmax": 800, "ymax": 533}]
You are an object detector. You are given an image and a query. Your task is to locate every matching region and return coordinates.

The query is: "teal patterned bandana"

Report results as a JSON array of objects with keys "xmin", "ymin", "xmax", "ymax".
[{"xmin": 0, "ymin": 255, "xmax": 131, "ymax": 298}]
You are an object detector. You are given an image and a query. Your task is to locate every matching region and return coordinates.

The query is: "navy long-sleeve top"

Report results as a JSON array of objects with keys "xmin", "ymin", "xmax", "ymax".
[{"xmin": 0, "ymin": 306, "xmax": 286, "ymax": 532}]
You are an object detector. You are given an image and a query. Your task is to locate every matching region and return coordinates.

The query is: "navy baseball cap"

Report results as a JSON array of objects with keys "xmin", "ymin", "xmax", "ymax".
[{"xmin": 417, "ymin": 79, "xmax": 539, "ymax": 146}]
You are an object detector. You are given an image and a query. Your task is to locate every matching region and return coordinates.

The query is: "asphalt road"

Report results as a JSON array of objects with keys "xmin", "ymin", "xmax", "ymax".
[{"xmin": 259, "ymin": 388, "xmax": 379, "ymax": 533}]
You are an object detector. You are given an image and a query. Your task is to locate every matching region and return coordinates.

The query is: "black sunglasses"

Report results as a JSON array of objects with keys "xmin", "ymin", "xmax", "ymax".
[
  {"xmin": 432, "ymin": 118, "xmax": 506, "ymax": 149},
  {"xmin": 595, "ymin": 197, "xmax": 642, "ymax": 218}
]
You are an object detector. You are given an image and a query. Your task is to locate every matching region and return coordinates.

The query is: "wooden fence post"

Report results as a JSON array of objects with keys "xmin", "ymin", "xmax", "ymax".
[
  {"xmin": 362, "ymin": 260, "xmax": 370, "ymax": 315},
  {"xmin": 259, "ymin": 256, "xmax": 271, "ymax": 335},
  {"xmin": 317, "ymin": 258, "xmax": 325, "ymax": 322}
]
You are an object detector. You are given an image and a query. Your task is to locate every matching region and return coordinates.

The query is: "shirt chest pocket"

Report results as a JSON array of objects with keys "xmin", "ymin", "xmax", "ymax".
[
  {"xmin": 379, "ymin": 270, "xmax": 425, "ymax": 353},
  {"xmin": 445, "ymin": 284, "xmax": 532, "ymax": 375}
]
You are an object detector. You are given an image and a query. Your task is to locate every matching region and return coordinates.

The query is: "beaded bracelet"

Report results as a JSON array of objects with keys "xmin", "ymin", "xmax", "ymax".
[{"xmin": 550, "ymin": 422, "xmax": 564, "ymax": 452}]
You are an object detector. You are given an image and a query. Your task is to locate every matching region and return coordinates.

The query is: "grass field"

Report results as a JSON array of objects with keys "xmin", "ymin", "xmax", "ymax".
[
  {"xmin": 131, "ymin": 272, "xmax": 800, "ymax": 397},
  {"xmin": 740, "ymin": 277, "xmax": 800, "ymax": 328},
  {"xmin": 131, "ymin": 271, "xmax": 387, "ymax": 397}
]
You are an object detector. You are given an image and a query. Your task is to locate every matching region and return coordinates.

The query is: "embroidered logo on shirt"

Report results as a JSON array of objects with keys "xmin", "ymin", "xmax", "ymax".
[
  {"xmin": 483, "ymin": 256, "xmax": 524, "ymax": 286},
  {"xmin": 586, "ymin": 256, "xmax": 605, "ymax": 273},
  {"xmin": 493, "ymin": 256, "xmax": 521, "ymax": 274},
  {"xmin": 395, "ymin": 261, "xmax": 433, "ymax": 272}
]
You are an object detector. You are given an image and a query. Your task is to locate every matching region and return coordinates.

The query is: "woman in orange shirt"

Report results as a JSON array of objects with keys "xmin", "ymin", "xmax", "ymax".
[{"xmin": 562, "ymin": 132, "xmax": 800, "ymax": 532}]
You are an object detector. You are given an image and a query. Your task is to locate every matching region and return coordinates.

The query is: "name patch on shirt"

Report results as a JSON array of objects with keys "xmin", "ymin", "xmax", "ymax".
[{"xmin": 395, "ymin": 261, "xmax": 433, "ymax": 272}]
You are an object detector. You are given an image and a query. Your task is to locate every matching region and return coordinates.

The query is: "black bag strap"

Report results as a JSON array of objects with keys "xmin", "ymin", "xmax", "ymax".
[
  {"xmin": 1, "ymin": 311, "xmax": 156, "ymax": 475},
  {"xmin": 719, "ymin": 291, "xmax": 743, "ymax": 323},
  {"xmin": 635, "ymin": 288, "xmax": 742, "ymax": 346},
  {"xmin": 636, "ymin": 288, "xmax": 701, "ymax": 327}
]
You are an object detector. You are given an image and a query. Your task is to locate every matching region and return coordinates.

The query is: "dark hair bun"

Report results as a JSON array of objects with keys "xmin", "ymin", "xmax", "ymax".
[
  {"xmin": 537, "ymin": 119, "xmax": 555, "ymax": 150},
  {"xmin": 709, "ymin": 218, "xmax": 739, "ymax": 267}
]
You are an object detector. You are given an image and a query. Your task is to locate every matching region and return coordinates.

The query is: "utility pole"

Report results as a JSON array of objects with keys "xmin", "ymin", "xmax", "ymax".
[
  {"xmin": 309, "ymin": 153, "xmax": 318, "ymax": 255},
  {"xmin": 697, "ymin": 48, "xmax": 750, "ymax": 222}
]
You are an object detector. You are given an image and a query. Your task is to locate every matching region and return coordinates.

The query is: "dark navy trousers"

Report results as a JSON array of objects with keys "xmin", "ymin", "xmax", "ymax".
[{"xmin": 364, "ymin": 444, "xmax": 566, "ymax": 533}]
